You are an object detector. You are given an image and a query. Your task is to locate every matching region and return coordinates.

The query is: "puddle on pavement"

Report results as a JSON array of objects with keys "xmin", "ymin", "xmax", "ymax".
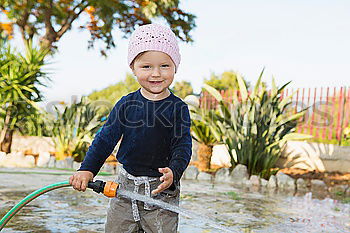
[{"xmin": 0, "ymin": 181, "xmax": 349, "ymax": 233}]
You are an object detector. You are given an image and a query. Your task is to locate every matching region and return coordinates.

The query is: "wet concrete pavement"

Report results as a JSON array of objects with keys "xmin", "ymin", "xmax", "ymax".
[{"xmin": 1, "ymin": 167, "xmax": 349, "ymax": 233}]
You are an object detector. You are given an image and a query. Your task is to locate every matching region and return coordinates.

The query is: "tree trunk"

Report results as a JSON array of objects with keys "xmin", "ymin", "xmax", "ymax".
[
  {"xmin": 1, "ymin": 107, "xmax": 14, "ymax": 153},
  {"xmin": 0, "ymin": 128, "xmax": 14, "ymax": 153},
  {"xmin": 197, "ymin": 143, "xmax": 213, "ymax": 171}
]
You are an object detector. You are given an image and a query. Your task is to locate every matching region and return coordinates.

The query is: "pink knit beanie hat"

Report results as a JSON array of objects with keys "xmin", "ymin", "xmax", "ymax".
[{"xmin": 128, "ymin": 24, "xmax": 181, "ymax": 72}]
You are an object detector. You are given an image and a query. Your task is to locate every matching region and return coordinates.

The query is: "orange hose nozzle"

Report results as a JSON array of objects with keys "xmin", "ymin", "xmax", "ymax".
[{"xmin": 103, "ymin": 181, "xmax": 118, "ymax": 197}]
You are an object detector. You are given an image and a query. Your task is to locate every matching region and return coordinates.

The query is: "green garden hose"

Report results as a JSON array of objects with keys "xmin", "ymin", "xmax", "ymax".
[{"xmin": 0, "ymin": 181, "xmax": 71, "ymax": 231}]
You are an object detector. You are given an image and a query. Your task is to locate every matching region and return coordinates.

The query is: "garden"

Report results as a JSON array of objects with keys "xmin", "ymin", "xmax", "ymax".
[{"xmin": 0, "ymin": 1, "xmax": 349, "ymax": 232}]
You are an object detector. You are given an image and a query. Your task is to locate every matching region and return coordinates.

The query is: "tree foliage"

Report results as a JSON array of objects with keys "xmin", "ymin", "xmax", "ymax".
[
  {"xmin": 0, "ymin": 0, "xmax": 196, "ymax": 55},
  {"xmin": 171, "ymin": 80, "xmax": 193, "ymax": 99},
  {"xmin": 88, "ymin": 73, "xmax": 139, "ymax": 105},
  {"xmin": 204, "ymin": 70, "xmax": 250, "ymax": 92}
]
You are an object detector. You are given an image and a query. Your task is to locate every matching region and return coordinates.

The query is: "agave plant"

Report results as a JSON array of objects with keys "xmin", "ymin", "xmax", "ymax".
[
  {"xmin": 203, "ymin": 70, "xmax": 313, "ymax": 178},
  {"xmin": 19, "ymin": 110, "xmax": 52, "ymax": 137},
  {"xmin": 51, "ymin": 97, "xmax": 105, "ymax": 162},
  {"xmin": 344, "ymin": 126, "xmax": 350, "ymax": 141}
]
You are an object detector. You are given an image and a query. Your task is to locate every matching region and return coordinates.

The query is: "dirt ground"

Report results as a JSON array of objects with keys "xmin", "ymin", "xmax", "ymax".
[{"xmin": 280, "ymin": 167, "xmax": 350, "ymax": 187}]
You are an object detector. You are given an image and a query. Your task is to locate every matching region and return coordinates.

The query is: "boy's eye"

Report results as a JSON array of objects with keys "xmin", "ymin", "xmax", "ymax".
[
  {"xmin": 161, "ymin": 64, "xmax": 170, "ymax": 68},
  {"xmin": 142, "ymin": 65, "xmax": 151, "ymax": 69}
]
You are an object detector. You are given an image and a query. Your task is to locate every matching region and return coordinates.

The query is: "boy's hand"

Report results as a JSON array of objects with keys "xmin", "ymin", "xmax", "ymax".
[
  {"xmin": 152, "ymin": 167, "xmax": 173, "ymax": 195},
  {"xmin": 69, "ymin": 171, "xmax": 94, "ymax": 192}
]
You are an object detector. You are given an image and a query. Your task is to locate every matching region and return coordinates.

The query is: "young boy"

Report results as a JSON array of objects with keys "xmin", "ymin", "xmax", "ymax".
[{"xmin": 69, "ymin": 23, "xmax": 192, "ymax": 233}]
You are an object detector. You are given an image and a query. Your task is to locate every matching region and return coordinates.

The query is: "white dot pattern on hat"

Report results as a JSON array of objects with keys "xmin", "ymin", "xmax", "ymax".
[{"xmin": 128, "ymin": 24, "xmax": 181, "ymax": 72}]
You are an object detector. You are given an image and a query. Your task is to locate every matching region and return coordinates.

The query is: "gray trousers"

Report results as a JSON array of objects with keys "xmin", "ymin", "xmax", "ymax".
[{"xmin": 105, "ymin": 168, "xmax": 180, "ymax": 233}]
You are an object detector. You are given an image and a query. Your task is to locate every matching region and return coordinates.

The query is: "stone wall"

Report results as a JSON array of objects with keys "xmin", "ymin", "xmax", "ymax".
[
  {"xmin": 5, "ymin": 135, "xmax": 350, "ymax": 173},
  {"xmin": 182, "ymin": 165, "xmax": 350, "ymax": 197},
  {"xmin": 278, "ymin": 141, "xmax": 350, "ymax": 173},
  {"xmin": 10, "ymin": 134, "xmax": 55, "ymax": 154},
  {"xmin": 194, "ymin": 140, "xmax": 350, "ymax": 173}
]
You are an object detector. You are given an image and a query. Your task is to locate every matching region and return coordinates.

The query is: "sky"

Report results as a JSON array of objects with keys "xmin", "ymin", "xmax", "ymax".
[{"xmin": 9, "ymin": 0, "xmax": 350, "ymax": 105}]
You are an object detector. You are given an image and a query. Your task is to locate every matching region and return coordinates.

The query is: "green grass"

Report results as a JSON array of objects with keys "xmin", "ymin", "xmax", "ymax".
[
  {"xmin": 224, "ymin": 191, "xmax": 242, "ymax": 200},
  {"xmin": 335, "ymin": 191, "xmax": 345, "ymax": 197}
]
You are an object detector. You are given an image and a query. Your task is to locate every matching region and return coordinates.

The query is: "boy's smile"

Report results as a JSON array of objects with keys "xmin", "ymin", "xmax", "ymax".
[{"xmin": 132, "ymin": 51, "xmax": 175, "ymax": 101}]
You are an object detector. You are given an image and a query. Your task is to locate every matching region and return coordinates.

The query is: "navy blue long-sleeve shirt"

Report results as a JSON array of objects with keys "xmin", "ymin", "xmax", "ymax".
[{"xmin": 79, "ymin": 89, "xmax": 192, "ymax": 185}]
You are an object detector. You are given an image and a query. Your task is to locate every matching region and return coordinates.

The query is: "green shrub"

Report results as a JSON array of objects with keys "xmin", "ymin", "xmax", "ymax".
[
  {"xmin": 0, "ymin": 40, "xmax": 49, "ymax": 152},
  {"xmin": 50, "ymin": 97, "xmax": 104, "ymax": 162}
]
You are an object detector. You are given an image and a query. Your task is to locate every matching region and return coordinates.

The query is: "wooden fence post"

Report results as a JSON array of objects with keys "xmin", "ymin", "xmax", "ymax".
[
  {"xmin": 336, "ymin": 87, "xmax": 343, "ymax": 142},
  {"xmin": 330, "ymin": 87, "xmax": 337, "ymax": 140},
  {"xmin": 338, "ymin": 87, "xmax": 347, "ymax": 145},
  {"xmin": 322, "ymin": 87, "xmax": 329, "ymax": 140}
]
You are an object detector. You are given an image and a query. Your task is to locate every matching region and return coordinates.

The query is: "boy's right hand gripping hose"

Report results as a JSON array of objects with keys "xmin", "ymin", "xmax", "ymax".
[{"xmin": 0, "ymin": 180, "xmax": 118, "ymax": 231}]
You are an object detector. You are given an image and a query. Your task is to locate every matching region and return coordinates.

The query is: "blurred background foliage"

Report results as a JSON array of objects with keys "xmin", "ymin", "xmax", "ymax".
[
  {"xmin": 88, "ymin": 73, "xmax": 139, "ymax": 104},
  {"xmin": 0, "ymin": 0, "xmax": 196, "ymax": 55}
]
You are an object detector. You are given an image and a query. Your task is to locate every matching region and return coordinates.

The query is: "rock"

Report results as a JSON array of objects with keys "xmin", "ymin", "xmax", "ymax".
[
  {"xmin": 0, "ymin": 151, "xmax": 6, "ymax": 159},
  {"xmin": 311, "ymin": 180, "xmax": 327, "ymax": 190},
  {"xmin": 37, "ymin": 152, "xmax": 51, "ymax": 167},
  {"xmin": 276, "ymin": 172, "xmax": 295, "ymax": 190},
  {"xmin": 47, "ymin": 156, "xmax": 56, "ymax": 168},
  {"xmin": 214, "ymin": 168, "xmax": 231, "ymax": 183},
  {"xmin": 191, "ymin": 140, "xmax": 198, "ymax": 161},
  {"xmin": 328, "ymin": 184, "xmax": 347, "ymax": 194},
  {"xmin": 54, "ymin": 158, "xmax": 73, "ymax": 169},
  {"xmin": 0, "ymin": 152, "xmax": 35, "ymax": 168},
  {"xmin": 267, "ymin": 175, "xmax": 277, "ymax": 188},
  {"xmin": 73, "ymin": 161, "xmax": 81, "ymax": 170},
  {"xmin": 197, "ymin": 172, "xmax": 212, "ymax": 181},
  {"xmin": 24, "ymin": 155, "xmax": 35, "ymax": 167},
  {"xmin": 10, "ymin": 135, "xmax": 55, "ymax": 155},
  {"xmin": 65, "ymin": 157, "xmax": 74, "ymax": 169},
  {"xmin": 243, "ymin": 179, "xmax": 252, "ymax": 186},
  {"xmin": 211, "ymin": 144, "xmax": 231, "ymax": 168},
  {"xmin": 55, "ymin": 160, "xmax": 66, "ymax": 169},
  {"xmin": 0, "ymin": 152, "xmax": 6, "ymax": 165},
  {"xmin": 260, "ymin": 178, "xmax": 268, "ymax": 186},
  {"xmin": 9, "ymin": 151, "xmax": 24, "ymax": 158},
  {"xmin": 183, "ymin": 166, "xmax": 199, "ymax": 180},
  {"xmin": 230, "ymin": 164, "xmax": 249, "ymax": 185},
  {"xmin": 249, "ymin": 175, "xmax": 260, "ymax": 186},
  {"xmin": 296, "ymin": 178, "xmax": 308, "ymax": 190}
]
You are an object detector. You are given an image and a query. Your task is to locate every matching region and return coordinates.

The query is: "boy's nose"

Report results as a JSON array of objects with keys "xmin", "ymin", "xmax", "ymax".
[{"xmin": 151, "ymin": 68, "xmax": 161, "ymax": 77}]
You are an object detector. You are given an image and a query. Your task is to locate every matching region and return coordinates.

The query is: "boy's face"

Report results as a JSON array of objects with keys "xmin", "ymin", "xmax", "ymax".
[{"xmin": 132, "ymin": 51, "xmax": 175, "ymax": 96}]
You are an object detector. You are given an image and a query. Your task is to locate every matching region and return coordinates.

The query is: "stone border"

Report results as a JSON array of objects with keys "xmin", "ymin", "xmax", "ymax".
[
  {"xmin": 1, "ymin": 151, "xmax": 349, "ymax": 197},
  {"xmin": 182, "ymin": 165, "xmax": 350, "ymax": 197}
]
